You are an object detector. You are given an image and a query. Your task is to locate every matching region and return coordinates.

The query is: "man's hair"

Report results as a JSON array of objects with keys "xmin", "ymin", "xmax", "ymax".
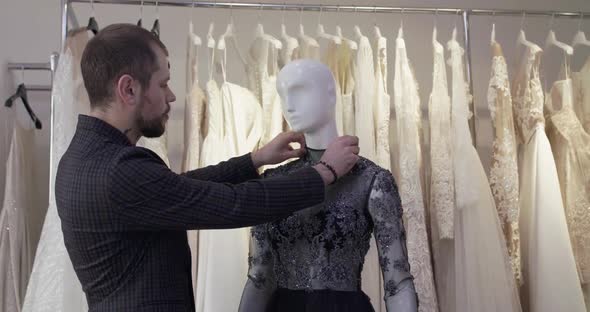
[{"xmin": 81, "ymin": 23, "xmax": 168, "ymax": 109}]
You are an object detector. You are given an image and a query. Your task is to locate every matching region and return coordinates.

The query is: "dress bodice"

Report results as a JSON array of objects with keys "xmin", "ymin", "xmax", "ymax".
[{"xmin": 243, "ymin": 155, "xmax": 417, "ymax": 311}]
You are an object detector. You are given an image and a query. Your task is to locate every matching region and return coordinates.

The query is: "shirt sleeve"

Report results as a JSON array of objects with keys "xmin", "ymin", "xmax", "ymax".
[
  {"xmin": 368, "ymin": 170, "xmax": 418, "ymax": 312},
  {"xmin": 181, "ymin": 153, "xmax": 259, "ymax": 184},
  {"xmin": 108, "ymin": 147, "xmax": 325, "ymax": 231},
  {"xmin": 238, "ymin": 224, "xmax": 276, "ymax": 312}
]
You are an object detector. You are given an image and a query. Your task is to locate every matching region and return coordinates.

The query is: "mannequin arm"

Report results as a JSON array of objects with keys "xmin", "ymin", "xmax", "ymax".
[{"xmin": 368, "ymin": 170, "xmax": 418, "ymax": 312}]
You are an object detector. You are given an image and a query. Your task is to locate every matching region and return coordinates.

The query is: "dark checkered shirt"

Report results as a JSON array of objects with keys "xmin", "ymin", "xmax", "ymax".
[{"xmin": 55, "ymin": 115, "xmax": 325, "ymax": 311}]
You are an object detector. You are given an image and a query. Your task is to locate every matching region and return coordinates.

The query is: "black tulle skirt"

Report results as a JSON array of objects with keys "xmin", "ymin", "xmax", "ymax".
[{"xmin": 267, "ymin": 288, "xmax": 375, "ymax": 312}]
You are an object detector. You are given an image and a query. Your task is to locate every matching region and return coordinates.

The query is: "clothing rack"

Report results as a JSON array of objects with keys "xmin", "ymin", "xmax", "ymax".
[
  {"xmin": 62, "ymin": 0, "xmax": 590, "ymax": 148},
  {"xmin": 7, "ymin": 53, "xmax": 59, "ymax": 192}
]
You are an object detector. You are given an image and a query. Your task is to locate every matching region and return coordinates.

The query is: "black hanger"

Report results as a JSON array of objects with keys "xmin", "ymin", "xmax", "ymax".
[
  {"xmin": 5, "ymin": 84, "xmax": 42, "ymax": 129},
  {"xmin": 151, "ymin": 0, "xmax": 160, "ymax": 38},
  {"xmin": 151, "ymin": 19, "xmax": 160, "ymax": 38},
  {"xmin": 87, "ymin": 16, "xmax": 99, "ymax": 35}
]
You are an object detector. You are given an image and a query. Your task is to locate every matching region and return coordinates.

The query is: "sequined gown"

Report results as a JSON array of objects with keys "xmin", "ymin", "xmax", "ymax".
[{"xmin": 239, "ymin": 151, "xmax": 418, "ymax": 312}]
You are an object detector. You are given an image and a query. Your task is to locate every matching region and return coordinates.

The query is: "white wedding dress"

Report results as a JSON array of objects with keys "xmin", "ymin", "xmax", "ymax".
[
  {"xmin": 136, "ymin": 133, "xmax": 170, "ymax": 167},
  {"xmin": 195, "ymin": 42, "xmax": 263, "ymax": 312},
  {"xmin": 487, "ymin": 41, "xmax": 521, "ymax": 285},
  {"xmin": 245, "ymin": 35, "xmax": 283, "ymax": 149},
  {"xmin": 0, "ymin": 122, "xmax": 39, "ymax": 312},
  {"xmin": 428, "ymin": 28, "xmax": 455, "ymax": 312},
  {"xmin": 512, "ymin": 44, "xmax": 585, "ymax": 312},
  {"xmin": 353, "ymin": 29, "xmax": 376, "ymax": 161},
  {"xmin": 393, "ymin": 27, "xmax": 439, "ymax": 312},
  {"xmin": 22, "ymin": 28, "xmax": 91, "ymax": 312},
  {"xmin": 183, "ymin": 22, "xmax": 207, "ymax": 305},
  {"xmin": 448, "ymin": 31, "xmax": 521, "ymax": 312}
]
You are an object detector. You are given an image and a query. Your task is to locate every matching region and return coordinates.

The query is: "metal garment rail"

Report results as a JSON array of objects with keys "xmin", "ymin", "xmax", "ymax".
[
  {"xmin": 62, "ymin": 0, "xmax": 590, "ymax": 148},
  {"xmin": 7, "ymin": 61, "xmax": 55, "ymax": 91}
]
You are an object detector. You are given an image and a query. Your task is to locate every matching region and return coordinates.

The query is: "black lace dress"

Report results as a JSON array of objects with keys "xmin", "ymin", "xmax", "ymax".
[{"xmin": 239, "ymin": 150, "xmax": 418, "ymax": 312}]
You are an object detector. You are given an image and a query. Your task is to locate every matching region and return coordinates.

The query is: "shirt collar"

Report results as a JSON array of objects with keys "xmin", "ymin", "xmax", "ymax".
[{"xmin": 77, "ymin": 114, "xmax": 133, "ymax": 146}]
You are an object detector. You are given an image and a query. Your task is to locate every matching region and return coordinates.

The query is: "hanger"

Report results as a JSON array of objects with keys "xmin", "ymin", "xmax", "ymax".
[
  {"xmin": 353, "ymin": 7, "xmax": 364, "ymax": 39},
  {"xmin": 517, "ymin": 12, "xmax": 541, "ymax": 51},
  {"xmin": 316, "ymin": 6, "xmax": 341, "ymax": 44},
  {"xmin": 396, "ymin": 8, "xmax": 405, "ymax": 39},
  {"xmin": 151, "ymin": 0, "xmax": 160, "ymax": 38},
  {"xmin": 491, "ymin": 11, "xmax": 496, "ymax": 44},
  {"xmin": 87, "ymin": 0, "xmax": 99, "ymax": 35},
  {"xmin": 217, "ymin": 4, "xmax": 246, "ymax": 65},
  {"xmin": 255, "ymin": 5, "xmax": 283, "ymax": 49},
  {"xmin": 206, "ymin": 23, "xmax": 216, "ymax": 48},
  {"xmin": 545, "ymin": 14, "xmax": 574, "ymax": 55},
  {"xmin": 5, "ymin": 83, "xmax": 42, "ymax": 129},
  {"xmin": 137, "ymin": 0, "xmax": 144, "ymax": 27},
  {"xmin": 297, "ymin": 7, "xmax": 320, "ymax": 48},
  {"xmin": 373, "ymin": 6, "xmax": 384, "ymax": 40},
  {"xmin": 280, "ymin": 3, "xmax": 298, "ymax": 49},
  {"xmin": 572, "ymin": 14, "xmax": 590, "ymax": 48},
  {"xmin": 206, "ymin": 1, "xmax": 216, "ymax": 48},
  {"xmin": 334, "ymin": 6, "xmax": 357, "ymax": 50},
  {"xmin": 189, "ymin": 0, "xmax": 202, "ymax": 46}
]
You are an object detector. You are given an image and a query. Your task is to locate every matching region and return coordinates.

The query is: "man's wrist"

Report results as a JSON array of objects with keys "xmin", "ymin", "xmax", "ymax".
[
  {"xmin": 313, "ymin": 164, "xmax": 334, "ymax": 186},
  {"xmin": 251, "ymin": 150, "xmax": 265, "ymax": 168}
]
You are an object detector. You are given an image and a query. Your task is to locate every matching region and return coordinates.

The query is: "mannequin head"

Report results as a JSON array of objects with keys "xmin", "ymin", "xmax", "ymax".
[{"xmin": 277, "ymin": 59, "xmax": 337, "ymax": 149}]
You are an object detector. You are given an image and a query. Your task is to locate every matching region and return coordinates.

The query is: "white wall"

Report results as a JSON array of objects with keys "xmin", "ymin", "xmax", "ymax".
[{"xmin": 1, "ymin": 0, "xmax": 589, "ymax": 209}]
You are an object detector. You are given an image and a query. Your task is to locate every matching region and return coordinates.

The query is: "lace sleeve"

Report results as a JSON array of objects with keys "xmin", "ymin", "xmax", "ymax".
[
  {"xmin": 238, "ymin": 224, "xmax": 276, "ymax": 312},
  {"xmin": 368, "ymin": 170, "xmax": 418, "ymax": 312}
]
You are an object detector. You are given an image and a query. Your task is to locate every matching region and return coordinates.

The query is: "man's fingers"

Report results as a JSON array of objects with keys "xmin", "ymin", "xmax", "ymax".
[
  {"xmin": 340, "ymin": 135, "xmax": 359, "ymax": 146},
  {"xmin": 285, "ymin": 147, "xmax": 305, "ymax": 159}
]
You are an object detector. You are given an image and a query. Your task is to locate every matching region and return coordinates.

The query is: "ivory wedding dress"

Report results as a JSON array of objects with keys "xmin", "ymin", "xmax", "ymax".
[
  {"xmin": 22, "ymin": 28, "xmax": 91, "ymax": 312},
  {"xmin": 545, "ymin": 66, "xmax": 590, "ymax": 309},
  {"xmin": 487, "ymin": 41, "xmax": 521, "ymax": 285},
  {"xmin": 393, "ymin": 27, "xmax": 438, "ymax": 312},
  {"xmin": 195, "ymin": 42, "xmax": 263, "ymax": 312},
  {"xmin": 512, "ymin": 43, "xmax": 584, "ymax": 312},
  {"xmin": 448, "ymin": 31, "xmax": 521, "ymax": 312},
  {"xmin": 0, "ymin": 122, "xmax": 39, "ymax": 312},
  {"xmin": 428, "ymin": 27, "xmax": 455, "ymax": 312}
]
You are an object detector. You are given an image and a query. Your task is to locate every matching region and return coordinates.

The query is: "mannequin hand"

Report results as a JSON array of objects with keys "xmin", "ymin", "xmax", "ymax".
[
  {"xmin": 251, "ymin": 132, "xmax": 306, "ymax": 168},
  {"xmin": 313, "ymin": 135, "xmax": 360, "ymax": 185}
]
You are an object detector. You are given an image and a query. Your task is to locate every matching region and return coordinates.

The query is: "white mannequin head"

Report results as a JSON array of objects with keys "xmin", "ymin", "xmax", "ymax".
[{"xmin": 276, "ymin": 59, "xmax": 337, "ymax": 149}]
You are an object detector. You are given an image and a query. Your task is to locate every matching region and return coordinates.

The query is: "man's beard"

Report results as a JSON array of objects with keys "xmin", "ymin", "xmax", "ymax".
[{"xmin": 136, "ymin": 96, "xmax": 168, "ymax": 138}]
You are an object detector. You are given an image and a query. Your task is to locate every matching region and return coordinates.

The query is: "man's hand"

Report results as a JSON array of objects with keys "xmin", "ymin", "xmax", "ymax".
[
  {"xmin": 313, "ymin": 136, "xmax": 360, "ymax": 185},
  {"xmin": 251, "ymin": 132, "xmax": 307, "ymax": 168}
]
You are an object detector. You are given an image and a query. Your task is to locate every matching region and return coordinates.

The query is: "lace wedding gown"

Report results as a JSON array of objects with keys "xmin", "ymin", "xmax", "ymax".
[
  {"xmin": 487, "ymin": 41, "xmax": 521, "ymax": 285},
  {"xmin": 393, "ymin": 28, "xmax": 438, "ymax": 312},
  {"xmin": 428, "ymin": 28, "xmax": 455, "ymax": 312},
  {"xmin": 183, "ymin": 22, "xmax": 207, "ymax": 305},
  {"xmin": 573, "ymin": 56, "xmax": 590, "ymax": 133},
  {"xmin": 195, "ymin": 45, "xmax": 263, "ymax": 312},
  {"xmin": 545, "ymin": 68, "xmax": 590, "ymax": 308},
  {"xmin": 512, "ymin": 44, "xmax": 585, "ymax": 312},
  {"xmin": 373, "ymin": 29, "xmax": 391, "ymax": 172},
  {"xmin": 22, "ymin": 28, "xmax": 91, "ymax": 312},
  {"xmin": 353, "ymin": 30, "xmax": 376, "ymax": 161},
  {"xmin": 245, "ymin": 36, "xmax": 283, "ymax": 149},
  {"xmin": 448, "ymin": 33, "xmax": 521, "ymax": 312},
  {"xmin": 0, "ymin": 122, "xmax": 39, "ymax": 312}
]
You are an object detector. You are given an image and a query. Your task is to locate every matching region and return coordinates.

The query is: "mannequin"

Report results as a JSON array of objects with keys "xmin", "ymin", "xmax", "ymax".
[
  {"xmin": 239, "ymin": 60, "xmax": 418, "ymax": 312},
  {"xmin": 277, "ymin": 59, "xmax": 338, "ymax": 149}
]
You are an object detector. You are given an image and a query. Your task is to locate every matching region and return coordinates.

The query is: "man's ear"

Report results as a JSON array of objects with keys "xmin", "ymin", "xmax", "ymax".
[{"xmin": 116, "ymin": 74, "xmax": 139, "ymax": 107}]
